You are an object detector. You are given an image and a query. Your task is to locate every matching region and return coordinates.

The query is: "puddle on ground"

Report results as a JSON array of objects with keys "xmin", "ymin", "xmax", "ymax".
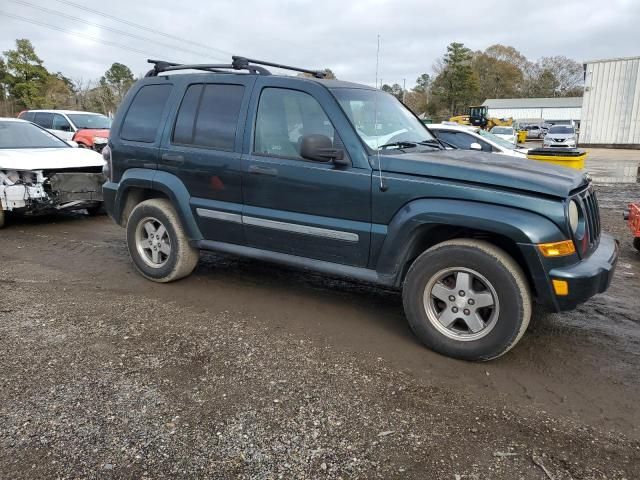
[{"xmin": 586, "ymin": 159, "xmax": 640, "ymax": 184}]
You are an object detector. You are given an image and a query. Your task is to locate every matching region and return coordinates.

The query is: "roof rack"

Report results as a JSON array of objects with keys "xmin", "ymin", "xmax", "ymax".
[{"xmin": 145, "ymin": 56, "xmax": 326, "ymax": 78}]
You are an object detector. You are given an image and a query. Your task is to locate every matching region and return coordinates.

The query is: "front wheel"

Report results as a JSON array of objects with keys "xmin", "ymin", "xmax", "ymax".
[
  {"xmin": 402, "ymin": 239, "xmax": 531, "ymax": 361},
  {"xmin": 634, "ymin": 237, "xmax": 640, "ymax": 252},
  {"xmin": 126, "ymin": 198, "xmax": 199, "ymax": 282}
]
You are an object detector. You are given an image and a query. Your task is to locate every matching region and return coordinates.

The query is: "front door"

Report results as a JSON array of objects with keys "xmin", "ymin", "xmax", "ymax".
[{"xmin": 241, "ymin": 81, "xmax": 371, "ymax": 267}]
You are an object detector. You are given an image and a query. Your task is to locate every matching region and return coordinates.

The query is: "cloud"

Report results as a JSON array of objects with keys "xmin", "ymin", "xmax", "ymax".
[{"xmin": 1, "ymin": 0, "xmax": 638, "ymax": 87}]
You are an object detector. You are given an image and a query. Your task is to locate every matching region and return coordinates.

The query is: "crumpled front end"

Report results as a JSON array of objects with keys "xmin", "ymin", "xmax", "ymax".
[{"xmin": 0, "ymin": 168, "xmax": 104, "ymax": 215}]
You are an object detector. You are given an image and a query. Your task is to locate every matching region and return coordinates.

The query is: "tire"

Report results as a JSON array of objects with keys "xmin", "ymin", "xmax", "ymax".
[
  {"xmin": 402, "ymin": 239, "xmax": 531, "ymax": 361},
  {"xmin": 0, "ymin": 208, "xmax": 5, "ymax": 229},
  {"xmin": 126, "ymin": 198, "xmax": 199, "ymax": 282},
  {"xmin": 634, "ymin": 237, "xmax": 640, "ymax": 252}
]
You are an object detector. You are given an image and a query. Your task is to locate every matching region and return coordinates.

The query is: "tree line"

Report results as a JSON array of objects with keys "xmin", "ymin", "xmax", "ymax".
[
  {"xmin": 0, "ymin": 39, "xmax": 135, "ymax": 117},
  {"xmin": 1, "ymin": 39, "xmax": 584, "ymax": 121},
  {"xmin": 383, "ymin": 42, "xmax": 584, "ymax": 120}
]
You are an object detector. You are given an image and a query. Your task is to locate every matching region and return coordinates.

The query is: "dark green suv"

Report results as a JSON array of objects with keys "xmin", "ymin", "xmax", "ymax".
[{"xmin": 102, "ymin": 57, "xmax": 618, "ymax": 361}]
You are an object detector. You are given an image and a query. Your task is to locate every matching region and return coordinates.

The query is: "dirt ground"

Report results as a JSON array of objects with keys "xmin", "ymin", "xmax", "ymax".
[{"xmin": 1, "ymin": 150, "xmax": 639, "ymax": 479}]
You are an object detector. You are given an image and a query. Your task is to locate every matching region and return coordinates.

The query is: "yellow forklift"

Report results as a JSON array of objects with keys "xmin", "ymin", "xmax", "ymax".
[{"xmin": 450, "ymin": 105, "xmax": 512, "ymax": 130}]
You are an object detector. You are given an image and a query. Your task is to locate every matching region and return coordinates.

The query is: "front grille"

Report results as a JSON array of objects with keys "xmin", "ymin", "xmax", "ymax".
[{"xmin": 574, "ymin": 185, "xmax": 601, "ymax": 254}]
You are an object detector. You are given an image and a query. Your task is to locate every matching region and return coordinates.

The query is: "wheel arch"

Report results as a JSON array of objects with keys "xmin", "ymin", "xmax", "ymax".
[
  {"xmin": 112, "ymin": 168, "xmax": 202, "ymax": 241},
  {"xmin": 374, "ymin": 199, "xmax": 565, "ymax": 294}
]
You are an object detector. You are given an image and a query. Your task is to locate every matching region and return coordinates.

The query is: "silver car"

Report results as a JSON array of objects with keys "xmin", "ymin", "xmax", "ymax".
[{"xmin": 543, "ymin": 125, "xmax": 577, "ymax": 148}]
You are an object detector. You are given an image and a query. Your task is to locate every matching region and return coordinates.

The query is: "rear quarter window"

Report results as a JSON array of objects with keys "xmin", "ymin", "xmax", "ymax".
[{"xmin": 120, "ymin": 84, "xmax": 172, "ymax": 143}]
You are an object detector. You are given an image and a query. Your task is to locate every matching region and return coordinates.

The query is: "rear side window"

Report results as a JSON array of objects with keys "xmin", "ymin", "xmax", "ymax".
[
  {"xmin": 172, "ymin": 83, "xmax": 244, "ymax": 151},
  {"xmin": 18, "ymin": 111, "xmax": 35, "ymax": 121},
  {"xmin": 34, "ymin": 112, "xmax": 53, "ymax": 129},
  {"xmin": 121, "ymin": 84, "xmax": 172, "ymax": 143}
]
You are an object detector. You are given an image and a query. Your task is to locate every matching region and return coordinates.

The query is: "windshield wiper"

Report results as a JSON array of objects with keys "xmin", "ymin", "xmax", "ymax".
[
  {"xmin": 378, "ymin": 141, "xmax": 417, "ymax": 150},
  {"xmin": 416, "ymin": 139, "xmax": 445, "ymax": 150}
]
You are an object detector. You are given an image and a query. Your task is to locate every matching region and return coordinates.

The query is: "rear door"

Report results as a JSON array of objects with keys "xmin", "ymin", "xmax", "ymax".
[
  {"xmin": 159, "ymin": 76, "xmax": 256, "ymax": 244},
  {"xmin": 240, "ymin": 78, "xmax": 372, "ymax": 267}
]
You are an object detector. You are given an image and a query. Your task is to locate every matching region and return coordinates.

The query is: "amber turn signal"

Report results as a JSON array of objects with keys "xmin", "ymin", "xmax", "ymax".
[
  {"xmin": 552, "ymin": 279, "xmax": 569, "ymax": 296},
  {"xmin": 538, "ymin": 240, "xmax": 576, "ymax": 257}
]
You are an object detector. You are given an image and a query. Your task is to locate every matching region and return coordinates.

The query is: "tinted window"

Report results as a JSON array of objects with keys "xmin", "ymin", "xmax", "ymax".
[
  {"xmin": 255, "ymin": 88, "xmax": 335, "ymax": 158},
  {"xmin": 173, "ymin": 84, "xmax": 203, "ymax": 144},
  {"xmin": 67, "ymin": 113, "xmax": 111, "ymax": 129},
  {"xmin": 52, "ymin": 114, "xmax": 72, "ymax": 131},
  {"xmin": 18, "ymin": 111, "xmax": 34, "ymax": 121},
  {"xmin": 121, "ymin": 84, "xmax": 172, "ymax": 142},
  {"xmin": 34, "ymin": 112, "xmax": 53, "ymax": 129}
]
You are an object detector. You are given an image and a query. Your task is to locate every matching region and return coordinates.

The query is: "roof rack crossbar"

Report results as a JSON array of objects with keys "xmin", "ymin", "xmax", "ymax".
[
  {"xmin": 232, "ymin": 56, "xmax": 326, "ymax": 78},
  {"xmin": 145, "ymin": 59, "xmax": 271, "ymax": 77},
  {"xmin": 145, "ymin": 57, "xmax": 325, "ymax": 79}
]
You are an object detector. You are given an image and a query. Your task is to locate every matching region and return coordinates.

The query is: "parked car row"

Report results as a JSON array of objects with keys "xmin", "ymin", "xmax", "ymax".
[{"xmin": 18, "ymin": 109, "xmax": 111, "ymax": 152}]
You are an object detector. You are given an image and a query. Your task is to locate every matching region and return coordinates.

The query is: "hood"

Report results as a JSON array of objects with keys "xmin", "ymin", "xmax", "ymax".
[
  {"xmin": 0, "ymin": 147, "xmax": 105, "ymax": 171},
  {"xmin": 379, "ymin": 149, "xmax": 586, "ymax": 198},
  {"xmin": 74, "ymin": 128, "xmax": 110, "ymax": 137}
]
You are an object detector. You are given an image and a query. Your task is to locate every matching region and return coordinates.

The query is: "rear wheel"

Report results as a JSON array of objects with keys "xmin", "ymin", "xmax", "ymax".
[
  {"xmin": 634, "ymin": 237, "xmax": 640, "ymax": 252},
  {"xmin": 126, "ymin": 198, "xmax": 199, "ymax": 282},
  {"xmin": 402, "ymin": 239, "xmax": 531, "ymax": 361}
]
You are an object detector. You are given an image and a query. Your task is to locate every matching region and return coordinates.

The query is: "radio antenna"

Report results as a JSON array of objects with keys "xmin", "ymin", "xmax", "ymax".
[{"xmin": 374, "ymin": 34, "xmax": 387, "ymax": 192}]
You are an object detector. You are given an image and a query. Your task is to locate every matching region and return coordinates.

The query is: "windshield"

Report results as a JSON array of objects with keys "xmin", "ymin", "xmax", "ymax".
[
  {"xmin": 548, "ymin": 125, "xmax": 574, "ymax": 134},
  {"xmin": 0, "ymin": 121, "xmax": 69, "ymax": 149},
  {"xmin": 491, "ymin": 127, "xmax": 513, "ymax": 135},
  {"xmin": 478, "ymin": 130, "xmax": 518, "ymax": 150},
  {"xmin": 67, "ymin": 113, "xmax": 111, "ymax": 129},
  {"xmin": 331, "ymin": 88, "xmax": 436, "ymax": 150}
]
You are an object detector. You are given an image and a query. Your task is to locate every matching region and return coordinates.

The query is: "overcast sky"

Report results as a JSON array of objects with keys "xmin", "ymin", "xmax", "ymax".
[{"xmin": 1, "ymin": 0, "xmax": 639, "ymax": 88}]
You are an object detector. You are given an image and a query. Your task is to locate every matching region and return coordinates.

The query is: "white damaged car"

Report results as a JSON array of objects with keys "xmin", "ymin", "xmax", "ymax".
[{"xmin": 0, "ymin": 118, "xmax": 105, "ymax": 228}]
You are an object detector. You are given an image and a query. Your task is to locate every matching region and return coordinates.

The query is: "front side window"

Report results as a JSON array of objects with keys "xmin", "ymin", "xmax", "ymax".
[
  {"xmin": 332, "ymin": 88, "xmax": 435, "ymax": 150},
  {"xmin": 52, "ymin": 114, "xmax": 72, "ymax": 131},
  {"xmin": 254, "ymin": 88, "xmax": 335, "ymax": 158},
  {"xmin": 435, "ymin": 130, "xmax": 492, "ymax": 152},
  {"xmin": 121, "ymin": 84, "xmax": 172, "ymax": 143},
  {"xmin": 34, "ymin": 112, "xmax": 53, "ymax": 129}
]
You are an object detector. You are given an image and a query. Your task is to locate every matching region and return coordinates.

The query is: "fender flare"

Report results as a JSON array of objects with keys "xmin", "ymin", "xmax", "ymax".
[
  {"xmin": 373, "ymin": 198, "xmax": 567, "ymax": 281},
  {"xmin": 112, "ymin": 168, "xmax": 203, "ymax": 241}
]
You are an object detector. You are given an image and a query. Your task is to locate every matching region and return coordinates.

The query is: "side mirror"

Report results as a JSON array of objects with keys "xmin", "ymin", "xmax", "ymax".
[
  {"xmin": 300, "ymin": 134, "xmax": 348, "ymax": 165},
  {"xmin": 469, "ymin": 142, "xmax": 482, "ymax": 151}
]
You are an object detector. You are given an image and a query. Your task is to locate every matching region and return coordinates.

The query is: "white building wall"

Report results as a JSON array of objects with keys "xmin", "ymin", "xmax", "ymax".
[
  {"xmin": 487, "ymin": 107, "xmax": 580, "ymax": 121},
  {"xmin": 580, "ymin": 57, "xmax": 640, "ymax": 146}
]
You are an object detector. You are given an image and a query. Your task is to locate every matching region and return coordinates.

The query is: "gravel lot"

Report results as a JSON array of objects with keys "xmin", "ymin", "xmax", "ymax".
[{"xmin": 1, "ymin": 149, "xmax": 639, "ymax": 479}]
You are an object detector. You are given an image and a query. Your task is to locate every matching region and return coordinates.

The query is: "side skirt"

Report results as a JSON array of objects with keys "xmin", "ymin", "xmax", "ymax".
[{"xmin": 197, "ymin": 239, "xmax": 397, "ymax": 288}]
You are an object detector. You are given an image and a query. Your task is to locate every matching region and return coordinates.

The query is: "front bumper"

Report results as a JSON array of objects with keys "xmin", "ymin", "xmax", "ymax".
[{"xmin": 522, "ymin": 233, "xmax": 619, "ymax": 312}]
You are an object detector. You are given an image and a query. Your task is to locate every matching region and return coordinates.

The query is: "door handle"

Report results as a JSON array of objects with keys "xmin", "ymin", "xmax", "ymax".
[
  {"xmin": 161, "ymin": 153, "xmax": 184, "ymax": 166},
  {"xmin": 248, "ymin": 165, "xmax": 278, "ymax": 176}
]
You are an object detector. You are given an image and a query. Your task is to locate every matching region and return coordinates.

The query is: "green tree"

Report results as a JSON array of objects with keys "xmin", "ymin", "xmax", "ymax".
[
  {"xmin": 381, "ymin": 83, "xmax": 404, "ymax": 101},
  {"xmin": 3, "ymin": 39, "xmax": 50, "ymax": 108},
  {"xmin": 472, "ymin": 52, "xmax": 523, "ymax": 101},
  {"xmin": 536, "ymin": 56, "xmax": 583, "ymax": 96},
  {"xmin": 413, "ymin": 73, "xmax": 431, "ymax": 93},
  {"xmin": 431, "ymin": 42, "xmax": 478, "ymax": 116}
]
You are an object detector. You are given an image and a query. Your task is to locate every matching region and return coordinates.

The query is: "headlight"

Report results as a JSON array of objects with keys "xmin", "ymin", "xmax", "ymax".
[
  {"xmin": 568, "ymin": 200, "xmax": 580, "ymax": 233},
  {"xmin": 93, "ymin": 136, "xmax": 108, "ymax": 144}
]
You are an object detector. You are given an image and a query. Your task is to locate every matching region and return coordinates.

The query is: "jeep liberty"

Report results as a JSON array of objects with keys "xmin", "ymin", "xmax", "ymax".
[{"xmin": 102, "ymin": 57, "xmax": 618, "ymax": 361}]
